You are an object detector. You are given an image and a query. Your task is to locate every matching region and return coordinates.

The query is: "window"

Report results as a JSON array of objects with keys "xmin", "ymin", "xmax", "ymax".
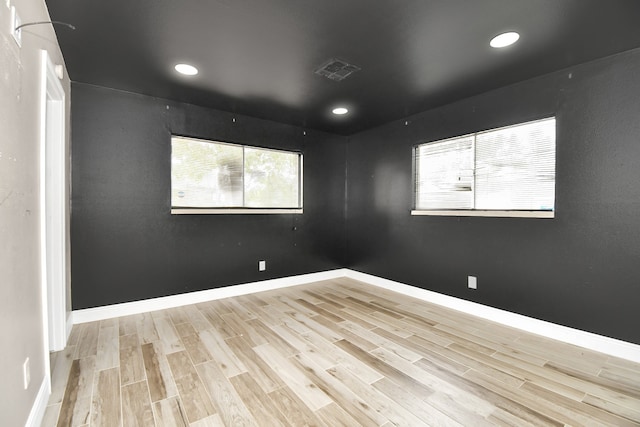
[
  {"xmin": 171, "ymin": 136, "xmax": 302, "ymax": 214},
  {"xmin": 413, "ymin": 117, "xmax": 555, "ymax": 218}
]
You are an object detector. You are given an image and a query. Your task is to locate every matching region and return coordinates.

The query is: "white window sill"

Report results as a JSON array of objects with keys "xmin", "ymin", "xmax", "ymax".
[
  {"xmin": 171, "ymin": 208, "xmax": 303, "ymax": 215},
  {"xmin": 411, "ymin": 210, "xmax": 554, "ymax": 218}
]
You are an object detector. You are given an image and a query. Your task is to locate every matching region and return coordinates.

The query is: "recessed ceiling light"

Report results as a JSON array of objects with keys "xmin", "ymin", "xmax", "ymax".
[
  {"xmin": 174, "ymin": 63, "xmax": 198, "ymax": 76},
  {"xmin": 332, "ymin": 107, "xmax": 349, "ymax": 115},
  {"xmin": 490, "ymin": 32, "xmax": 520, "ymax": 48}
]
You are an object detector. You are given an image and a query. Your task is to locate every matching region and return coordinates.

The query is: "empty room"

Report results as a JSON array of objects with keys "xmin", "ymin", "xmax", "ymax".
[{"xmin": 2, "ymin": 0, "xmax": 640, "ymax": 426}]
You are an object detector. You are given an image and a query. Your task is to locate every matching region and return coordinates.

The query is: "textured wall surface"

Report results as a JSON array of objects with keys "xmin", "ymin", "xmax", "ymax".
[
  {"xmin": 0, "ymin": 0, "xmax": 71, "ymax": 425},
  {"xmin": 346, "ymin": 48, "xmax": 640, "ymax": 345},
  {"xmin": 71, "ymin": 50, "xmax": 640, "ymax": 347},
  {"xmin": 71, "ymin": 84, "xmax": 347, "ymax": 309}
]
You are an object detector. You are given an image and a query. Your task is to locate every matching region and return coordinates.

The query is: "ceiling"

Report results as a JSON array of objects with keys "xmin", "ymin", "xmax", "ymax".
[{"xmin": 45, "ymin": 0, "xmax": 640, "ymax": 135}]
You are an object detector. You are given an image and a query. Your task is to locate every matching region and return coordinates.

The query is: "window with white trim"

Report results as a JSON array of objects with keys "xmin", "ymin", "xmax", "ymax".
[
  {"xmin": 413, "ymin": 117, "xmax": 555, "ymax": 218},
  {"xmin": 171, "ymin": 136, "xmax": 303, "ymax": 214}
]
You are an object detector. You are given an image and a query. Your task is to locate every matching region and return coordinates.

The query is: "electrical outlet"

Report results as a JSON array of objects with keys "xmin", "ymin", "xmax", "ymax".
[
  {"xmin": 23, "ymin": 357, "xmax": 30, "ymax": 390},
  {"xmin": 10, "ymin": 5, "xmax": 22, "ymax": 47},
  {"xmin": 258, "ymin": 260, "xmax": 266, "ymax": 271},
  {"xmin": 468, "ymin": 276, "xmax": 477, "ymax": 290}
]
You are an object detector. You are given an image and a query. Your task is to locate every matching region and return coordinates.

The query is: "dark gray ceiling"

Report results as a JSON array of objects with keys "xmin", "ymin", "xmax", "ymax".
[{"xmin": 45, "ymin": 0, "xmax": 640, "ymax": 135}]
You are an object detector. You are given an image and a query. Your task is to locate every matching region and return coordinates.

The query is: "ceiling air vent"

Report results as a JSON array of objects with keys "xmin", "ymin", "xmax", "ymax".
[{"xmin": 314, "ymin": 58, "xmax": 361, "ymax": 82}]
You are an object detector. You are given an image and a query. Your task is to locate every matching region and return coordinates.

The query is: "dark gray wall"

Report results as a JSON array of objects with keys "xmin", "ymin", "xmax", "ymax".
[
  {"xmin": 72, "ymin": 49, "xmax": 640, "ymax": 345},
  {"xmin": 71, "ymin": 83, "xmax": 346, "ymax": 309},
  {"xmin": 346, "ymin": 49, "xmax": 640, "ymax": 345}
]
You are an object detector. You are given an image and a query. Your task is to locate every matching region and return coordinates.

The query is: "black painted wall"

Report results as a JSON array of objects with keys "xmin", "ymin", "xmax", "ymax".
[
  {"xmin": 71, "ymin": 83, "xmax": 346, "ymax": 309},
  {"xmin": 346, "ymin": 49, "xmax": 640, "ymax": 345},
  {"xmin": 72, "ymin": 49, "xmax": 640, "ymax": 346}
]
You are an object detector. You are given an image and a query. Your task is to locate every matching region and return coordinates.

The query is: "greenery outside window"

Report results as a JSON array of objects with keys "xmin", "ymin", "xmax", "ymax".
[{"xmin": 171, "ymin": 136, "xmax": 303, "ymax": 214}]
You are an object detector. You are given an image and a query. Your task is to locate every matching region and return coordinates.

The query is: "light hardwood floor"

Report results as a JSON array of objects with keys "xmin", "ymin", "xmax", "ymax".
[{"xmin": 42, "ymin": 278, "xmax": 640, "ymax": 426}]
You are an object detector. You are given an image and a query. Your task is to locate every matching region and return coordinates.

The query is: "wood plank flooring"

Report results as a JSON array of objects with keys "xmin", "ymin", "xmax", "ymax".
[{"xmin": 42, "ymin": 278, "xmax": 640, "ymax": 426}]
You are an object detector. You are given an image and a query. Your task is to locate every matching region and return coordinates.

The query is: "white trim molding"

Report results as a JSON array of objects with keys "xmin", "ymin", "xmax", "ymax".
[
  {"xmin": 171, "ymin": 208, "xmax": 303, "ymax": 215},
  {"xmin": 25, "ymin": 376, "xmax": 50, "ymax": 427},
  {"xmin": 73, "ymin": 269, "xmax": 348, "ymax": 324},
  {"xmin": 344, "ymin": 270, "xmax": 640, "ymax": 364},
  {"xmin": 40, "ymin": 49, "xmax": 68, "ymax": 352},
  {"xmin": 411, "ymin": 209, "xmax": 554, "ymax": 218},
  {"xmin": 72, "ymin": 268, "xmax": 640, "ymax": 364}
]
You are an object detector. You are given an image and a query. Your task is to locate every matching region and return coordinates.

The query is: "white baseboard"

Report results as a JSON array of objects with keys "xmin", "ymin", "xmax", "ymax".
[
  {"xmin": 71, "ymin": 268, "xmax": 640, "ymax": 364},
  {"xmin": 25, "ymin": 376, "xmax": 50, "ymax": 427},
  {"xmin": 344, "ymin": 270, "xmax": 640, "ymax": 364},
  {"xmin": 73, "ymin": 269, "xmax": 348, "ymax": 324}
]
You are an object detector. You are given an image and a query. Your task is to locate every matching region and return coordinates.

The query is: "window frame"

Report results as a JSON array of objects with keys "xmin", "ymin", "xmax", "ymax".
[
  {"xmin": 170, "ymin": 135, "xmax": 303, "ymax": 215},
  {"xmin": 411, "ymin": 117, "xmax": 556, "ymax": 219}
]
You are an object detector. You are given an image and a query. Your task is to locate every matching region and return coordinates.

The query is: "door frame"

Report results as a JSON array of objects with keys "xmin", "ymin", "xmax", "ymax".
[{"xmin": 39, "ymin": 49, "xmax": 68, "ymax": 361}]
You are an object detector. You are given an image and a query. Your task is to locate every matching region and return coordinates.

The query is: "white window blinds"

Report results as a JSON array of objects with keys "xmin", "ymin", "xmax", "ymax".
[
  {"xmin": 244, "ymin": 147, "xmax": 301, "ymax": 208},
  {"xmin": 171, "ymin": 136, "xmax": 302, "ymax": 210},
  {"xmin": 172, "ymin": 139, "xmax": 243, "ymax": 207},
  {"xmin": 475, "ymin": 118, "xmax": 555, "ymax": 210},
  {"xmin": 414, "ymin": 117, "xmax": 555, "ymax": 213},
  {"xmin": 415, "ymin": 136, "xmax": 475, "ymax": 210}
]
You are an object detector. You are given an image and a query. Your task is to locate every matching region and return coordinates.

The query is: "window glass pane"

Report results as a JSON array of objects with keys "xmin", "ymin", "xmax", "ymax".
[
  {"xmin": 171, "ymin": 138, "xmax": 243, "ymax": 207},
  {"xmin": 474, "ymin": 118, "xmax": 555, "ymax": 210},
  {"xmin": 415, "ymin": 136, "xmax": 475, "ymax": 209},
  {"xmin": 244, "ymin": 148, "xmax": 300, "ymax": 208}
]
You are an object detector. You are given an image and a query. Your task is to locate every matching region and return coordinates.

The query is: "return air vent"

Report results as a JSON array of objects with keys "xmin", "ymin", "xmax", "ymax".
[{"xmin": 314, "ymin": 58, "xmax": 361, "ymax": 82}]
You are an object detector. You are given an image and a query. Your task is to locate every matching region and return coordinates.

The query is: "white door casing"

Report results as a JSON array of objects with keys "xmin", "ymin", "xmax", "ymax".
[{"xmin": 40, "ymin": 49, "xmax": 68, "ymax": 358}]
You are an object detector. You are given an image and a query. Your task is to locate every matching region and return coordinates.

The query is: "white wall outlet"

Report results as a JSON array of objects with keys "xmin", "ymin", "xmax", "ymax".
[
  {"xmin": 23, "ymin": 357, "xmax": 30, "ymax": 390},
  {"xmin": 10, "ymin": 5, "xmax": 22, "ymax": 47},
  {"xmin": 258, "ymin": 260, "xmax": 266, "ymax": 271},
  {"xmin": 468, "ymin": 276, "xmax": 477, "ymax": 290}
]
